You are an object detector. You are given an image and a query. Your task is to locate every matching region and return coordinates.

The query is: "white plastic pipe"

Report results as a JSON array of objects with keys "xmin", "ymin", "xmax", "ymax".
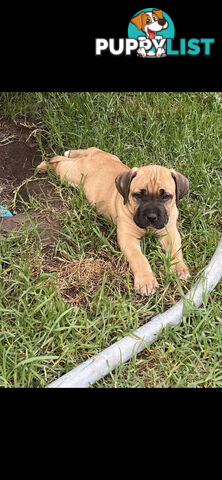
[{"xmin": 47, "ymin": 238, "xmax": 222, "ymax": 388}]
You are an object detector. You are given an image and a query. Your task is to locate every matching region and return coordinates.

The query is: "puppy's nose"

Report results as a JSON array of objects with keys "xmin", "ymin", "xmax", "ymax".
[
  {"xmin": 147, "ymin": 213, "xmax": 157, "ymax": 222},
  {"xmin": 158, "ymin": 19, "xmax": 166, "ymax": 26}
]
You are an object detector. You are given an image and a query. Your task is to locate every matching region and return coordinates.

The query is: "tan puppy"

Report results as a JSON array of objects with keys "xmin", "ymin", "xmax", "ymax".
[{"xmin": 37, "ymin": 147, "xmax": 190, "ymax": 296}]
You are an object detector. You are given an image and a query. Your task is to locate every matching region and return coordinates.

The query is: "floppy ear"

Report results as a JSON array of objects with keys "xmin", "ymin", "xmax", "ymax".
[
  {"xmin": 131, "ymin": 12, "xmax": 145, "ymax": 30},
  {"xmin": 115, "ymin": 168, "xmax": 138, "ymax": 205},
  {"xmin": 171, "ymin": 169, "xmax": 189, "ymax": 206},
  {"xmin": 152, "ymin": 9, "xmax": 164, "ymax": 20}
]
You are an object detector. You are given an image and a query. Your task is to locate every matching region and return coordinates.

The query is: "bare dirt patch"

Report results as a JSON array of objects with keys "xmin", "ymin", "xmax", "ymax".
[
  {"xmin": 0, "ymin": 121, "xmax": 63, "ymax": 244},
  {"xmin": 0, "ymin": 121, "xmax": 58, "ymax": 210}
]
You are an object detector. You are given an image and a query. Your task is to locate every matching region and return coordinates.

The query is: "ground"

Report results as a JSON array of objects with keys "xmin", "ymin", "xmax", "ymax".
[{"xmin": 0, "ymin": 122, "xmax": 48, "ymax": 201}]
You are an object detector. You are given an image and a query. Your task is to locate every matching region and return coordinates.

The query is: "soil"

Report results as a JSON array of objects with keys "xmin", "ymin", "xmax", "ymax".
[
  {"xmin": 0, "ymin": 120, "xmax": 63, "ymax": 243},
  {"xmin": 0, "ymin": 121, "xmax": 60, "ymax": 207}
]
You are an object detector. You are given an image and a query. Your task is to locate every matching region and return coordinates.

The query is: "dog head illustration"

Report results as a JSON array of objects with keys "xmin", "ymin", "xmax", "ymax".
[{"xmin": 131, "ymin": 9, "xmax": 168, "ymax": 39}]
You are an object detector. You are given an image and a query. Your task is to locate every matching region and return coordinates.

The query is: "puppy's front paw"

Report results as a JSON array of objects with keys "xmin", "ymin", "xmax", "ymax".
[
  {"xmin": 134, "ymin": 273, "xmax": 159, "ymax": 296},
  {"xmin": 175, "ymin": 262, "xmax": 190, "ymax": 280}
]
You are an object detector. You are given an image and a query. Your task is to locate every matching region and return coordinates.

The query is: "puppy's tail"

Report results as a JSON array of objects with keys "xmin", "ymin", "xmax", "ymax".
[
  {"xmin": 37, "ymin": 160, "xmax": 47, "ymax": 170},
  {"xmin": 37, "ymin": 156, "xmax": 67, "ymax": 172}
]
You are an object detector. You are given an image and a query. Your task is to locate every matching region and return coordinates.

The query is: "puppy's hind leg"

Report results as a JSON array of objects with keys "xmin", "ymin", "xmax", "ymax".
[
  {"xmin": 64, "ymin": 148, "xmax": 93, "ymax": 159},
  {"xmin": 64, "ymin": 149, "xmax": 84, "ymax": 158}
]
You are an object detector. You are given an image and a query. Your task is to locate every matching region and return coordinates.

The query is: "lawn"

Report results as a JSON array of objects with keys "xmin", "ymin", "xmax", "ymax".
[{"xmin": 0, "ymin": 91, "xmax": 221, "ymax": 388}]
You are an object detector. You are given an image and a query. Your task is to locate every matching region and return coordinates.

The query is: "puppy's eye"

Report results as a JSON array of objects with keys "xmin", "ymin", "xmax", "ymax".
[
  {"xmin": 133, "ymin": 189, "xmax": 146, "ymax": 199},
  {"xmin": 159, "ymin": 189, "xmax": 173, "ymax": 202},
  {"xmin": 153, "ymin": 15, "xmax": 158, "ymax": 21},
  {"xmin": 146, "ymin": 18, "xmax": 151, "ymax": 24}
]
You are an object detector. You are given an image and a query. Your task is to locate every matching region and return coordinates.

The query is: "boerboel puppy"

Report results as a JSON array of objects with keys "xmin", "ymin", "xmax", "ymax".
[{"xmin": 37, "ymin": 147, "xmax": 190, "ymax": 296}]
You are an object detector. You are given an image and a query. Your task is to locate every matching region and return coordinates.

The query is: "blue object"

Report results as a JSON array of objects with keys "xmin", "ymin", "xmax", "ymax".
[{"xmin": 0, "ymin": 205, "xmax": 13, "ymax": 217}]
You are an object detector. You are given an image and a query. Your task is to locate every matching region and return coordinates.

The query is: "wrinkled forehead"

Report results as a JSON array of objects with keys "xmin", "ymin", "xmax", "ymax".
[{"xmin": 132, "ymin": 166, "xmax": 175, "ymax": 193}]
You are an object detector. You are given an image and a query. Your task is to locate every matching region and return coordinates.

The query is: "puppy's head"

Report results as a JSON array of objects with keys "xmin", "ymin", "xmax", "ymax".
[
  {"xmin": 131, "ymin": 10, "xmax": 168, "ymax": 35},
  {"xmin": 115, "ymin": 165, "xmax": 189, "ymax": 230}
]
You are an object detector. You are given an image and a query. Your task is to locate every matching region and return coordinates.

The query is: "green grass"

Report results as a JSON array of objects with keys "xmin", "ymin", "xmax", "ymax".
[{"xmin": 0, "ymin": 92, "xmax": 221, "ymax": 388}]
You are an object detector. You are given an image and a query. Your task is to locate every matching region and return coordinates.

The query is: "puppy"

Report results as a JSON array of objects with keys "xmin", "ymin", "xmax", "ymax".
[{"xmin": 37, "ymin": 148, "xmax": 190, "ymax": 296}]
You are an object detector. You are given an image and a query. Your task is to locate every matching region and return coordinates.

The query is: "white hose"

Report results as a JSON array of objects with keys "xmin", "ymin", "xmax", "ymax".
[{"xmin": 47, "ymin": 238, "xmax": 222, "ymax": 388}]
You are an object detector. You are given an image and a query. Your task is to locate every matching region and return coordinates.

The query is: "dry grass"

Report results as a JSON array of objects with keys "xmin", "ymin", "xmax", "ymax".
[{"xmin": 29, "ymin": 249, "xmax": 131, "ymax": 306}]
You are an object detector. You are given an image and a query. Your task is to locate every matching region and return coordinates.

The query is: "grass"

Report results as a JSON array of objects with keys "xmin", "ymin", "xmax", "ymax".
[{"xmin": 0, "ymin": 92, "xmax": 221, "ymax": 388}]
